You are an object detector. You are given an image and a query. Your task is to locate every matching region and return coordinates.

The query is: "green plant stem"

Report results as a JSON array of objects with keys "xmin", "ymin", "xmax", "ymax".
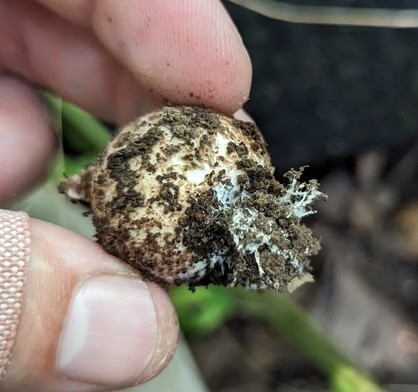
[
  {"xmin": 41, "ymin": 91, "xmax": 112, "ymax": 179},
  {"xmin": 40, "ymin": 90, "xmax": 111, "ymax": 154},
  {"xmin": 40, "ymin": 92, "xmax": 384, "ymax": 391},
  {"xmin": 233, "ymin": 289, "xmax": 384, "ymax": 392},
  {"xmin": 39, "ymin": 91, "xmax": 66, "ymax": 182}
]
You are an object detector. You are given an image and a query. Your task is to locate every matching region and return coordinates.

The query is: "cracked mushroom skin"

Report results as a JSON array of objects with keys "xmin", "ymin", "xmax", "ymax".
[{"xmin": 60, "ymin": 106, "xmax": 325, "ymax": 291}]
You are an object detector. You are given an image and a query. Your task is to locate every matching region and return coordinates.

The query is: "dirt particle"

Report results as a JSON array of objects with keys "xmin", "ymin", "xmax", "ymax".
[
  {"xmin": 60, "ymin": 106, "xmax": 324, "ymax": 292},
  {"xmin": 227, "ymin": 142, "xmax": 249, "ymax": 158}
]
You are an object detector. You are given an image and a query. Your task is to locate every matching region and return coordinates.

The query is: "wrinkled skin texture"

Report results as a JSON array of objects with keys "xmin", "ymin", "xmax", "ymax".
[{"xmin": 0, "ymin": 1, "xmax": 251, "ymax": 391}]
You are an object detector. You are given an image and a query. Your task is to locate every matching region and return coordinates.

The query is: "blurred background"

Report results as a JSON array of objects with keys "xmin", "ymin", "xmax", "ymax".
[
  {"xmin": 180, "ymin": 1, "xmax": 418, "ymax": 391},
  {"xmin": 20, "ymin": 1, "xmax": 418, "ymax": 391}
]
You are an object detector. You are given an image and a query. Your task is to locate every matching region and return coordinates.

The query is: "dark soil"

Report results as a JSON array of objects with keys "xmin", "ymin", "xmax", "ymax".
[
  {"xmin": 87, "ymin": 106, "xmax": 320, "ymax": 291},
  {"xmin": 185, "ymin": 2, "xmax": 418, "ymax": 391}
]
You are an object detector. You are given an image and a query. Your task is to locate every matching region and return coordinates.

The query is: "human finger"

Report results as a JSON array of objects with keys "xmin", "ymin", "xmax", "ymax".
[
  {"xmin": 0, "ymin": 0, "xmax": 251, "ymax": 122},
  {"xmin": 0, "ymin": 210, "xmax": 179, "ymax": 392},
  {"xmin": 0, "ymin": 75, "xmax": 56, "ymax": 207},
  {"xmin": 89, "ymin": 0, "xmax": 252, "ymax": 113}
]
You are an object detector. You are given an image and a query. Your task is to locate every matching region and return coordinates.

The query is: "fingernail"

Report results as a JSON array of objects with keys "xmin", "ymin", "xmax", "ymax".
[{"xmin": 57, "ymin": 275, "xmax": 158, "ymax": 386}]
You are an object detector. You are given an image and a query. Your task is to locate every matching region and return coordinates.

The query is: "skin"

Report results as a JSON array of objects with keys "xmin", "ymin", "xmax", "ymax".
[{"xmin": 0, "ymin": 0, "xmax": 251, "ymax": 390}]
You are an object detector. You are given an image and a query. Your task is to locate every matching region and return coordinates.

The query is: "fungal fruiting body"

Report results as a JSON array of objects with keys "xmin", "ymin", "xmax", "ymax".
[{"xmin": 60, "ymin": 106, "xmax": 326, "ymax": 292}]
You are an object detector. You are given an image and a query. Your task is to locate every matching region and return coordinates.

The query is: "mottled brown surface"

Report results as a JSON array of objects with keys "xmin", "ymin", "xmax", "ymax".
[{"xmin": 60, "ymin": 106, "xmax": 323, "ymax": 291}]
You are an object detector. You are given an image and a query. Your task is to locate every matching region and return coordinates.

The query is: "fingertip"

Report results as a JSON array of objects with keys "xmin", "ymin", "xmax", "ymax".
[
  {"xmin": 140, "ymin": 282, "xmax": 179, "ymax": 383},
  {"xmin": 2, "ymin": 216, "xmax": 178, "ymax": 391},
  {"xmin": 93, "ymin": 0, "xmax": 252, "ymax": 113},
  {"xmin": 56, "ymin": 276, "xmax": 178, "ymax": 387},
  {"xmin": 0, "ymin": 76, "xmax": 56, "ymax": 206}
]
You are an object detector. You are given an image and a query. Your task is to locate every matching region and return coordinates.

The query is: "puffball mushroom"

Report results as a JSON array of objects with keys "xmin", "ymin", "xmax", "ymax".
[{"xmin": 60, "ymin": 106, "xmax": 326, "ymax": 292}]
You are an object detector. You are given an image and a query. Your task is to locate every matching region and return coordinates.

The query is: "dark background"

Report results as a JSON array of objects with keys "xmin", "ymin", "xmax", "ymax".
[
  {"xmin": 187, "ymin": 2, "xmax": 418, "ymax": 391},
  {"xmin": 226, "ymin": 0, "xmax": 418, "ymax": 170}
]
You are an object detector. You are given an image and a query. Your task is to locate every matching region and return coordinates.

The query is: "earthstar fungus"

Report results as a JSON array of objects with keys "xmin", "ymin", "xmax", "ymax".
[{"xmin": 60, "ymin": 106, "xmax": 326, "ymax": 292}]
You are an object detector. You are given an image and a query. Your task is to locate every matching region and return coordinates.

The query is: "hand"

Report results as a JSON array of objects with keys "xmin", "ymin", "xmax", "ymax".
[{"xmin": 0, "ymin": 1, "xmax": 251, "ymax": 391}]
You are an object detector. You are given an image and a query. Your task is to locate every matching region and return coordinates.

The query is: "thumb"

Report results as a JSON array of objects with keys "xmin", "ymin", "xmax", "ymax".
[{"xmin": 0, "ymin": 209, "xmax": 178, "ymax": 392}]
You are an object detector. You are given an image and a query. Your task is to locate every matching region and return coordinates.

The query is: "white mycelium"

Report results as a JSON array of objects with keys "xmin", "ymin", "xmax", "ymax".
[{"xmin": 61, "ymin": 106, "xmax": 325, "ymax": 292}]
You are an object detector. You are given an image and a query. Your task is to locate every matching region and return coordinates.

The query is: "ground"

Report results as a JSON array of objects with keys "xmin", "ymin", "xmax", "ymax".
[{"xmin": 185, "ymin": 2, "xmax": 418, "ymax": 391}]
